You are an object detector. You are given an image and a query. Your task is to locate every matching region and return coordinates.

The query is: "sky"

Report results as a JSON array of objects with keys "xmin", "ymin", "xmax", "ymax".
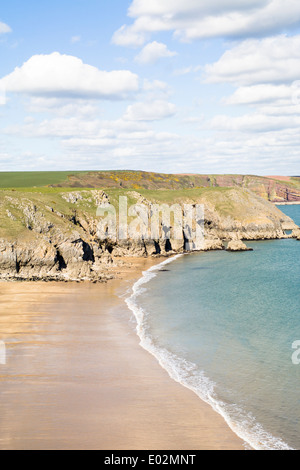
[{"xmin": 0, "ymin": 0, "xmax": 300, "ymax": 175}]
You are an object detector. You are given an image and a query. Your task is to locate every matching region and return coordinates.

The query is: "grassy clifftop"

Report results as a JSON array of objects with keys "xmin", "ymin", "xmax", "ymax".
[{"xmin": 0, "ymin": 171, "xmax": 299, "ymax": 203}]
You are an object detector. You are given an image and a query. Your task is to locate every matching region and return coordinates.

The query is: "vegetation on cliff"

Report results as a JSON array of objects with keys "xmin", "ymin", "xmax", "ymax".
[
  {"xmin": 0, "ymin": 182, "xmax": 298, "ymax": 282},
  {"xmin": 0, "ymin": 171, "xmax": 299, "ymax": 203}
]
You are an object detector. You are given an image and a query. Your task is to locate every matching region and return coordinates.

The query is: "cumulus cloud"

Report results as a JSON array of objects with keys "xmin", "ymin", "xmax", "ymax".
[
  {"xmin": 0, "ymin": 52, "xmax": 139, "ymax": 100},
  {"xmin": 135, "ymin": 41, "xmax": 177, "ymax": 64},
  {"xmin": 223, "ymin": 85, "xmax": 300, "ymax": 121},
  {"xmin": 0, "ymin": 21, "xmax": 11, "ymax": 34},
  {"xmin": 26, "ymin": 97, "xmax": 100, "ymax": 118},
  {"xmin": 124, "ymin": 100, "xmax": 177, "ymax": 121},
  {"xmin": 204, "ymin": 34, "xmax": 300, "ymax": 136},
  {"xmin": 112, "ymin": 24, "xmax": 146, "ymax": 47},
  {"xmin": 4, "ymin": 117, "xmax": 107, "ymax": 139},
  {"xmin": 4, "ymin": 116, "xmax": 149, "ymax": 140},
  {"xmin": 112, "ymin": 0, "xmax": 300, "ymax": 46},
  {"xmin": 224, "ymin": 84, "xmax": 295, "ymax": 106},
  {"xmin": 205, "ymin": 35, "xmax": 300, "ymax": 86},
  {"xmin": 3, "ymin": 111, "xmax": 300, "ymax": 174},
  {"xmin": 127, "ymin": 0, "xmax": 264, "ymax": 18},
  {"xmin": 210, "ymin": 113, "xmax": 300, "ymax": 133}
]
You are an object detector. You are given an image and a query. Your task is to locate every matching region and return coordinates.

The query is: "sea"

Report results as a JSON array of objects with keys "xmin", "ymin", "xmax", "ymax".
[{"xmin": 126, "ymin": 205, "xmax": 300, "ymax": 450}]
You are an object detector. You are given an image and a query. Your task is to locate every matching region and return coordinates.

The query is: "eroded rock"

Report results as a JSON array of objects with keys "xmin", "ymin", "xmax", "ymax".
[{"xmin": 226, "ymin": 240, "xmax": 253, "ymax": 252}]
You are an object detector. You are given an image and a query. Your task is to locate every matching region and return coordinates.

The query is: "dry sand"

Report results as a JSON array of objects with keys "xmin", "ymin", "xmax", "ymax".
[{"xmin": 0, "ymin": 257, "xmax": 245, "ymax": 450}]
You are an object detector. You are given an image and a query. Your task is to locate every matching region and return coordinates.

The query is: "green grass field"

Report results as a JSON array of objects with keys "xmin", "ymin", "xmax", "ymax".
[
  {"xmin": 0, "ymin": 171, "xmax": 87, "ymax": 188},
  {"xmin": 0, "ymin": 171, "xmax": 299, "ymax": 205}
]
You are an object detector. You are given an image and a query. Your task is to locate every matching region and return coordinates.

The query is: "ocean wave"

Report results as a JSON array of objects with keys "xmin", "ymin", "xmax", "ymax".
[{"xmin": 125, "ymin": 255, "xmax": 293, "ymax": 451}]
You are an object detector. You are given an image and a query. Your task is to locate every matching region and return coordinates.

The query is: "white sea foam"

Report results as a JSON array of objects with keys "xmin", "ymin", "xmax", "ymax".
[{"xmin": 125, "ymin": 255, "xmax": 294, "ymax": 451}]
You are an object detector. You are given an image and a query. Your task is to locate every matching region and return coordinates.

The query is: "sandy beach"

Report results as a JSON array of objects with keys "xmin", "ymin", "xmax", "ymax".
[{"xmin": 0, "ymin": 257, "xmax": 245, "ymax": 450}]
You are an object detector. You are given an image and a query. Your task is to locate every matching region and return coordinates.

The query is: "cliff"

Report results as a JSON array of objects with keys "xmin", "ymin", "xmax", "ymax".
[{"xmin": 0, "ymin": 186, "xmax": 297, "ymax": 282}]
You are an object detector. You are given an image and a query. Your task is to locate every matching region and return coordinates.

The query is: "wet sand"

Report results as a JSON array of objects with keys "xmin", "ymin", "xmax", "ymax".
[{"xmin": 0, "ymin": 258, "xmax": 245, "ymax": 450}]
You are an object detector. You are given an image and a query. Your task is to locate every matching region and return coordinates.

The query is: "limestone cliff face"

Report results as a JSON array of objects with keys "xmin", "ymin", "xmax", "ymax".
[
  {"xmin": 198, "ymin": 189, "xmax": 297, "ymax": 241},
  {"xmin": 0, "ymin": 187, "xmax": 298, "ymax": 282}
]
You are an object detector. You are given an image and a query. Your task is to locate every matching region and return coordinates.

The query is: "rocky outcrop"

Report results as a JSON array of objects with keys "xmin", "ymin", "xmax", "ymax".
[
  {"xmin": 0, "ymin": 187, "xmax": 298, "ymax": 282},
  {"xmin": 0, "ymin": 236, "xmax": 114, "ymax": 282},
  {"xmin": 226, "ymin": 240, "xmax": 253, "ymax": 252},
  {"xmin": 0, "ymin": 191, "xmax": 116, "ymax": 282},
  {"xmin": 292, "ymin": 229, "xmax": 300, "ymax": 239}
]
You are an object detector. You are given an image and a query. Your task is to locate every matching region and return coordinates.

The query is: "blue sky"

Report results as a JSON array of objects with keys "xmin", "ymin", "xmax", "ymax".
[{"xmin": 1, "ymin": 0, "xmax": 300, "ymax": 175}]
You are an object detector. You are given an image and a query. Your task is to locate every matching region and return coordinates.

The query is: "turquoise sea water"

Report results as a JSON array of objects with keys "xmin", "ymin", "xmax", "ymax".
[{"xmin": 126, "ymin": 205, "xmax": 300, "ymax": 450}]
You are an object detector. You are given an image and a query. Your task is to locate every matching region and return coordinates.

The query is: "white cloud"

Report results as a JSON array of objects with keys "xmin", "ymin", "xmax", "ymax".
[
  {"xmin": 205, "ymin": 35, "xmax": 300, "ymax": 86},
  {"xmin": 173, "ymin": 66, "xmax": 194, "ymax": 76},
  {"xmin": 113, "ymin": 0, "xmax": 300, "ymax": 46},
  {"xmin": 143, "ymin": 79, "xmax": 169, "ymax": 92},
  {"xmin": 124, "ymin": 100, "xmax": 177, "ymax": 121},
  {"xmin": 71, "ymin": 36, "xmax": 81, "ymax": 44},
  {"xmin": 261, "ymin": 103, "xmax": 300, "ymax": 116},
  {"xmin": 5, "ymin": 117, "xmax": 109, "ymax": 138},
  {"xmin": 26, "ymin": 97, "xmax": 100, "ymax": 117},
  {"xmin": 141, "ymin": 80, "xmax": 172, "ymax": 103},
  {"xmin": 204, "ymin": 34, "xmax": 300, "ymax": 139},
  {"xmin": 127, "ymin": 0, "xmax": 264, "ymax": 18},
  {"xmin": 3, "ymin": 111, "xmax": 300, "ymax": 174},
  {"xmin": 0, "ymin": 21, "xmax": 11, "ymax": 34},
  {"xmin": 221, "ymin": 83, "xmax": 300, "ymax": 135},
  {"xmin": 112, "ymin": 24, "xmax": 146, "ymax": 47},
  {"xmin": 135, "ymin": 41, "xmax": 177, "ymax": 65},
  {"xmin": 224, "ymin": 84, "xmax": 294, "ymax": 106},
  {"xmin": 210, "ymin": 112, "xmax": 300, "ymax": 133},
  {"xmin": 0, "ymin": 52, "xmax": 139, "ymax": 100}
]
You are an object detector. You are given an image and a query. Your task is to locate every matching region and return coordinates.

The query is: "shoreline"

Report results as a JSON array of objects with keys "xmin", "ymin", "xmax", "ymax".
[
  {"xmin": 128, "ymin": 253, "xmax": 295, "ymax": 451},
  {"xmin": 0, "ymin": 256, "xmax": 245, "ymax": 450},
  {"xmin": 275, "ymin": 201, "xmax": 300, "ymax": 205}
]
